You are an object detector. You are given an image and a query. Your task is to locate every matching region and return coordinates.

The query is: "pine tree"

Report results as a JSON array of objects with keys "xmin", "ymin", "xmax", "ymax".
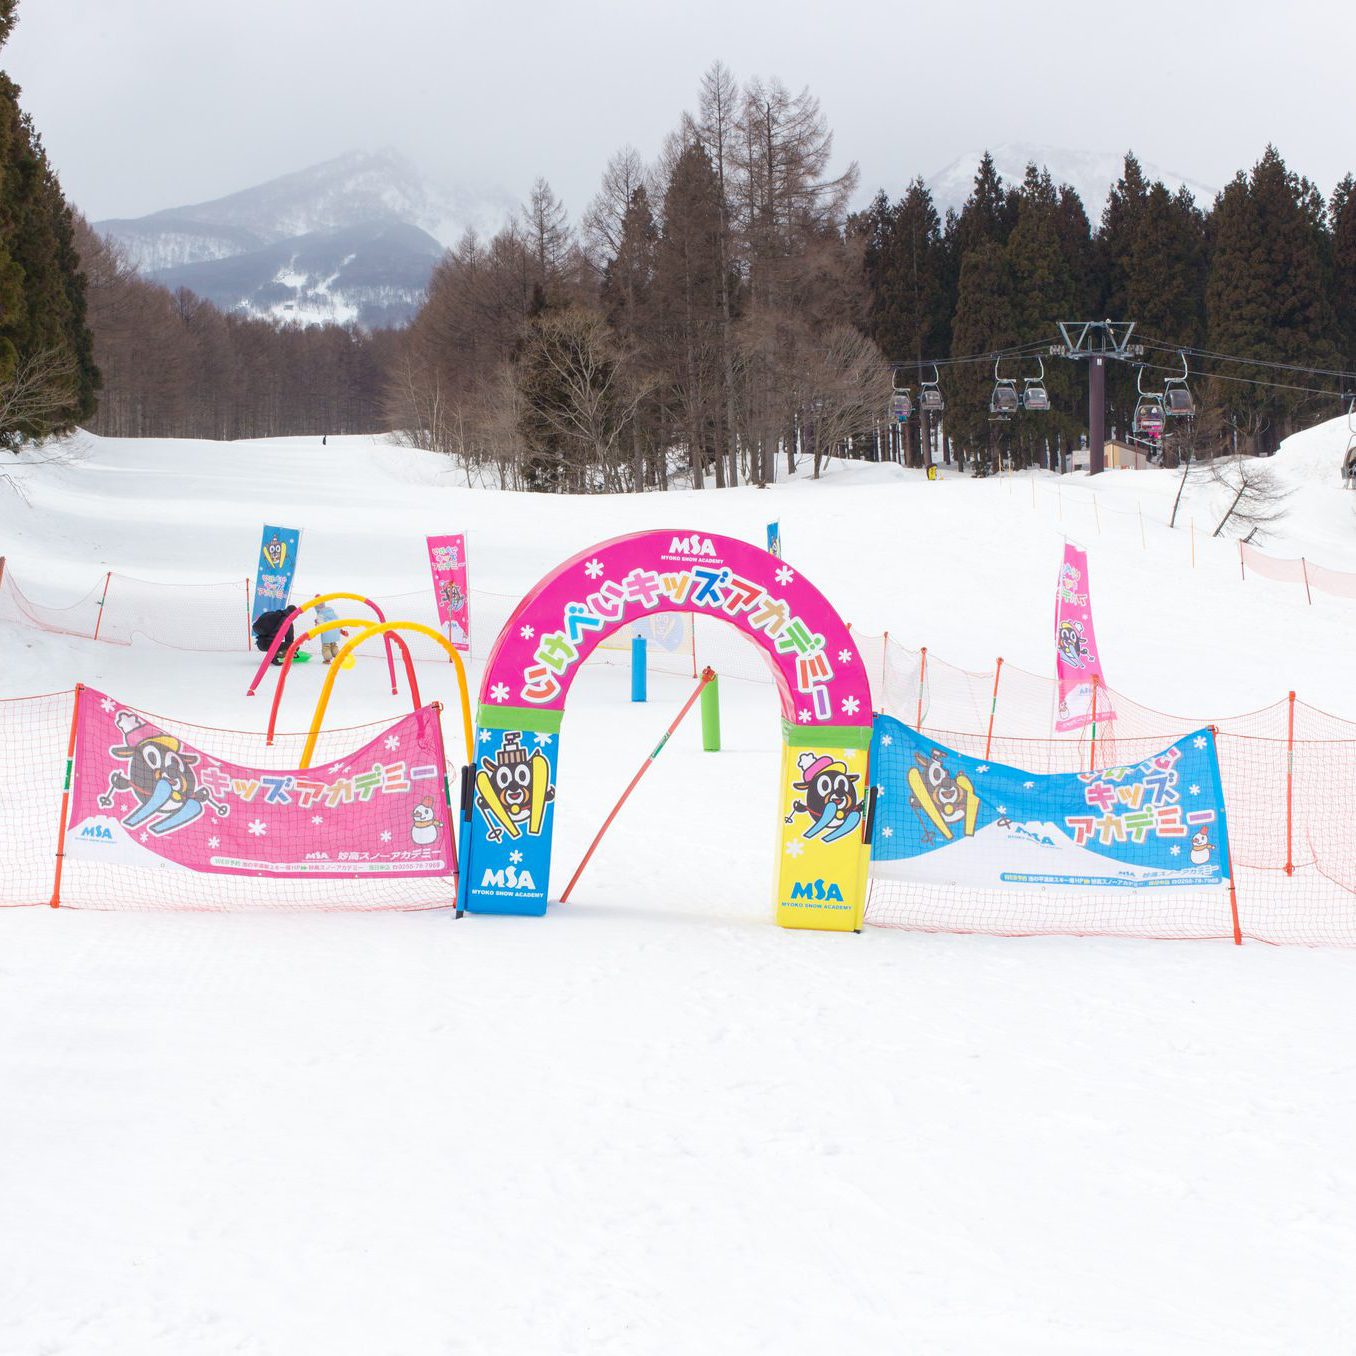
[
  {"xmin": 1099, "ymin": 153, "xmax": 1150, "ymax": 315},
  {"xmin": 948, "ymin": 240, "xmax": 1016, "ymax": 464},
  {"xmin": 1329, "ymin": 175, "xmax": 1356, "ymax": 370}
]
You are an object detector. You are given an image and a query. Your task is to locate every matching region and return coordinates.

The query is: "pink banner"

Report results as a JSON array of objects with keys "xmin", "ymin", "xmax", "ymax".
[
  {"xmin": 1055, "ymin": 543, "xmax": 1115, "ymax": 733},
  {"xmin": 427, "ymin": 534, "xmax": 470, "ymax": 652},
  {"xmin": 67, "ymin": 690, "xmax": 453, "ymax": 878}
]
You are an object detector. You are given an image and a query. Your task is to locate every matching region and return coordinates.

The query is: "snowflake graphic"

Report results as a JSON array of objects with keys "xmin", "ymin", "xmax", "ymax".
[
  {"xmin": 841, "ymin": 696, "xmax": 860, "ymax": 716},
  {"xmin": 520, "ymin": 625, "xmax": 535, "ymax": 640},
  {"xmin": 208, "ymin": 836, "xmax": 220, "ymax": 849},
  {"xmin": 784, "ymin": 839, "xmax": 804, "ymax": 858},
  {"xmin": 774, "ymin": 565, "xmax": 794, "ymax": 586},
  {"xmin": 880, "ymin": 734, "xmax": 893, "ymax": 748},
  {"xmin": 875, "ymin": 784, "xmax": 885, "ymax": 797},
  {"xmin": 1193, "ymin": 735, "xmax": 1207, "ymax": 750},
  {"xmin": 1023, "ymin": 780, "xmax": 1035, "ymax": 789},
  {"xmin": 837, "ymin": 649, "xmax": 853, "ymax": 664},
  {"xmin": 247, "ymin": 819, "xmax": 267, "ymax": 837},
  {"xmin": 479, "ymin": 729, "xmax": 493, "ymax": 743},
  {"xmin": 509, "ymin": 850, "xmax": 523, "ymax": 864},
  {"xmin": 100, "ymin": 696, "xmax": 116, "ymax": 713},
  {"xmin": 379, "ymin": 830, "xmax": 392, "ymax": 844},
  {"xmin": 140, "ymin": 832, "xmax": 150, "ymax": 843},
  {"xmin": 584, "ymin": 558, "xmax": 605, "ymax": 579},
  {"xmin": 1170, "ymin": 845, "xmax": 1181, "ymax": 856},
  {"xmin": 798, "ymin": 709, "xmax": 812, "ymax": 723},
  {"xmin": 996, "ymin": 805, "xmax": 1007, "ymax": 816},
  {"xmin": 881, "ymin": 825, "xmax": 893, "ymax": 839},
  {"xmin": 311, "ymin": 815, "xmax": 324, "ymax": 826},
  {"xmin": 1188, "ymin": 784, "xmax": 1201, "ymax": 796},
  {"xmin": 384, "ymin": 735, "xmax": 400, "ymax": 751},
  {"xmin": 534, "ymin": 732, "xmax": 553, "ymax": 746},
  {"xmin": 975, "ymin": 764, "xmax": 990, "ymax": 774},
  {"xmin": 489, "ymin": 682, "xmax": 510, "ymax": 703}
]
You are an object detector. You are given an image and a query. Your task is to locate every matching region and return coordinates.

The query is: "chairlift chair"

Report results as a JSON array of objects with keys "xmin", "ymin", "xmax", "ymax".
[
  {"xmin": 989, "ymin": 357, "xmax": 1019, "ymax": 418},
  {"xmin": 1133, "ymin": 366, "xmax": 1166, "ymax": 439},
  {"xmin": 890, "ymin": 390, "xmax": 912, "ymax": 423},
  {"xmin": 918, "ymin": 363, "xmax": 945, "ymax": 414},
  {"xmin": 1163, "ymin": 351, "xmax": 1195, "ymax": 418},
  {"xmin": 1021, "ymin": 356, "xmax": 1050, "ymax": 412}
]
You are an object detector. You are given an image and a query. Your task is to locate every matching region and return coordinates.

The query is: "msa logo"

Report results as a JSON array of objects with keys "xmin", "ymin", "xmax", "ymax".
[
  {"xmin": 78, "ymin": 823, "xmax": 113, "ymax": 842},
  {"xmin": 481, "ymin": 865, "xmax": 538, "ymax": 891},
  {"xmin": 668, "ymin": 535, "xmax": 718, "ymax": 557},
  {"xmin": 790, "ymin": 878, "xmax": 844, "ymax": 902}
]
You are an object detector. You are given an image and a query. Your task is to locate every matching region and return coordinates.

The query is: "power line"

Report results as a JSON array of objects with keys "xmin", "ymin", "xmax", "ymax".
[{"xmin": 1138, "ymin": 337, "xmax": 1356, "ymax": 386}]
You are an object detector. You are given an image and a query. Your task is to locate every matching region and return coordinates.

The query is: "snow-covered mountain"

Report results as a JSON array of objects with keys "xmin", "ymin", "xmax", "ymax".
[
  {"xmin": 94, "ymin": 149, "xmax": 515, "ymax": 327},
  {"xmin": 925, "ymin": 143, "xmax": 1218, "ymax": 221}
]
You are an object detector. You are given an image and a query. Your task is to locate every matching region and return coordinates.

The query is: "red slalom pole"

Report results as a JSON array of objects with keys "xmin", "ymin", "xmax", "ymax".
[{"xmin": 560, "ymin": 667, "xmax": 716, "ymax": 904}]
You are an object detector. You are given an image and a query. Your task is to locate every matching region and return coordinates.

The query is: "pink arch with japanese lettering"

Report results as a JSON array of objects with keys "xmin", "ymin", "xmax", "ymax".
[{"xmin": 478, "ymin": 530, "xmax": 872, "ymax": 726}]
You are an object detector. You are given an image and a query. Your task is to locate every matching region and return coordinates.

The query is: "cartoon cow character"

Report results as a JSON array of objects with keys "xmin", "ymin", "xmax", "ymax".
[
  {"xmin": 410, "ymin": 797, "xmax": 441, "ymax": 846},
  {"xmin": 475, "ymin": 732, "xmax": 554, "ymax": 842},
  {"xmin": 97, "ymin": 710, "xmax": 228, "ymax": 835},
  {"xmin": 1057, "ymin": 619, "xmax": 1089, "ymax": 670},
  {"xmin": 785, "ymin": 752, "xmax": 863, "ymax": 844},
  {"xmin": 907, "ymin": 748, "xmax": 980, "ymax": 841},
  {"xmin": 1189, "ymin": 829, "xmax": 1215, "ymax": 866}
]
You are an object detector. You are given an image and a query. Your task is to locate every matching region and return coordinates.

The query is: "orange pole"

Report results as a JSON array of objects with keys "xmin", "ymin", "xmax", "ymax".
[
  {"xmin": 91, "ymin": 571, "xmax": 112, "ymax": 642},
  {"xmin": 301, "ymin": 621, "xmax": 473, "ymax": 768},
  {"xmin": 49, "ymin": 684, "xmax": 83, "ymax": 908},
  {"xmin": 1214, "ymin": 725, "xmax": 1244, "ymax": 946},
  {"xmin": 1238, "ymin": 540, "xmax": 1245, "ymax": 582},
  {"xmin": 561, "ymin": 669, "xmax": 715, "ymax": 903},
  {"xmin": 1301, "ymin": 558, "xmax": 1312, "ymax": 606},
  {"xmin": 266, "ymin": 620, "xmax": 421, "ymax": 745},
  {"xmin": 1285, "ymin": 691, "xmax": 1295, "ymax": 877},
  {"xmin": 243, "ymin": 578, "xmax": 252, "ymax": 651},
  {"xmin": 916, "ymin": 646, "xmax": 927, "ymax": 730},
  {"xmin": 984, "ymin": 657, "xmax": 1004, "ymax": 760}
]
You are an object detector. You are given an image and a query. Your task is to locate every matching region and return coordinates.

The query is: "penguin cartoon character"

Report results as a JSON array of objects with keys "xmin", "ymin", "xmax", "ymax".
[
  {"xmin": 98, "ymin": 710, "xmax": 228, "ymax": 835},
  {"xmin": 785, "ymin": 752, "xmax": 862, "ymax": 843},
  {"xmin": 475, "ymin": 732, "xmax": 554, "ymax": 842},
  {"xmin": 1057, "ymin": 618, "xmax": 1090, "ymax": 671},
  {"xmin": 1189, "ymin": 829, "xmax": 1215, "ymax": 866},
  {"xmin": 906, "ymin": 748, "xmax": 980, "ymax": 842},
  {"xmin": 410, "ymin": 797, "xmax": 441, "ymax": 846}
]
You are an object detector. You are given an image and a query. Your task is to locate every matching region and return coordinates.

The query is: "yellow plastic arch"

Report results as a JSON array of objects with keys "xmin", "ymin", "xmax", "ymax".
[
  {"xmin": 248, "ymin": 590, "xmax": 401, "ymax": 697},
  {"xmin": 301, "ymin": 621, "xmax": 474, "ymax": 769}
]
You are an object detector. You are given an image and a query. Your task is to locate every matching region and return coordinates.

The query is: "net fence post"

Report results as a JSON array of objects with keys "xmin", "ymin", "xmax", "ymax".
[
  {"xmin": 881, "ymin": 629, "xmax": 889, "ymax": 705},
  {"xmin": 1301, "ymin": 558, "xmax": 1312, "ymax": 606},
  {"xmin": 916, "ymin": 646, "xmax": 927, "ymax": 730},
  {"xmin": 1285, "ymin": 691, "xmax": 1295, "ymax": 877},
  {"xmin": 1213, "ymin": 726, "xmax": 1244, "ymax": 946},
  {"xmin": 91, "ymin": 571, "xmax": 112, "ymax": 642},
  {"xmin": 243, "ymin": 578, "xmax": 252, "ymax": 650},
  {"xmin": 984, "ymin": 657, "xmax": 1003, "ymax": 760},
  {"xmin": 49, "ymin": 684, "xmax": 83, "ymax": 909},
  {"xmin": 1238, "ymin": 540, "xmax": 1245, "ymax": 583}
]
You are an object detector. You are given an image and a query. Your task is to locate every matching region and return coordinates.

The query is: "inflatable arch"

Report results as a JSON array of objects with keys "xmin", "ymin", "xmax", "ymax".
[{"xmin": 464, "ymin": 531, "xmax": 875, "ymax": 931}]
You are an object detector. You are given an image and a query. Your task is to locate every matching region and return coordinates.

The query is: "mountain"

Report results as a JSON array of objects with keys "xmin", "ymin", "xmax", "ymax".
[
  {"xmin": 149, "ymin": 219, "xmax": 446, "ymax": 329},
  {"xmin": 94, "ymin": 149, "xmax": 514, "ymax": 327},
  {"xmin": 925, "ymin": 143, "xmax": 1218, "ymax": 220}
]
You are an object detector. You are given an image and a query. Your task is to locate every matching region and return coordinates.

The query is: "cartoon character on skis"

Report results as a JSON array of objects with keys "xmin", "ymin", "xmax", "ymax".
[
  {"xmin": 907, "ymin": 748, "xmax": 980, "ymax": 841},
  {"xmin": 475, "ymin": 732, "xmax": 554, "ymax": 842},
  {"xmin": 785, "ymin": 752, "xmax": 862, "ymax": 843},
  {"xmin": 98, "ymin": 711, "xmax": 228, "ymax": 835},
  {"xmin": 1057, "ymin": 619, "xmax": 1089, "ymax": 670}
]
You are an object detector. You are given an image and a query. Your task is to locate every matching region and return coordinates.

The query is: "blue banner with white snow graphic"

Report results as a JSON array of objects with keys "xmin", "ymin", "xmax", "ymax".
[{"xmin": 869, "ymin": 716, "xmax": 1230, "ymax": 889}]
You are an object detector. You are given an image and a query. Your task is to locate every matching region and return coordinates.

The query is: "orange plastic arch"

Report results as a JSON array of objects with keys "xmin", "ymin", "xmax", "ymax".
[
  {"xmin": 301, "ymin": 622, "xmax": 473, "ymax": 769},
  {"xmin": 247, "ymin": 592, "xmax": 399, "ymax": 697},
  {"xmin": 266, "ymin": 619, "xmax": 422, "ymax": 746}
]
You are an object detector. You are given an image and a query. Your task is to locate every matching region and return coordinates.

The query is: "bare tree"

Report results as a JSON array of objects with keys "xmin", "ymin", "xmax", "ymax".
[
  {"xmin": 1209, "ymin": 455, "xmax": 1292, "ymax": 539},
  {"xmin": 0, "ymin": 347, "xmax": 81, "ymax": 450},
  {"xmin": 800, "ymin": 327, "xmax": 894, "ymax": 479},
  {"xmin": 581, "ymin": 147, "xmax": 648, "ymax": 274}
]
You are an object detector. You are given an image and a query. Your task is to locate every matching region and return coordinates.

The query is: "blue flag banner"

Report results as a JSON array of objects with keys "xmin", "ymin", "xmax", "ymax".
[
  {"xmin": 251, "ymin": 524, "xmax": 301, "ymax": 623},
  {"xmin": 766, "ymin": 521, "xmax": 781, "ymax": 558},
  {"xmin": 869, "ymin": 715, "xmax": 1231, "ymax": 890}
]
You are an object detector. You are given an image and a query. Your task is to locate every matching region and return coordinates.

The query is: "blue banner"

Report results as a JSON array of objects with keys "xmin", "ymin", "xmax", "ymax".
[
  {"xmin": 766, "ymin": 521, "xmax": 781, "ymax": 558},
  {"xmin": 251, "ymin": 524, "xmax": 301, "ymax": 623},
  {"xmin": 870, "ymin": 716, "xmax": 1231, "ymax": 890}
]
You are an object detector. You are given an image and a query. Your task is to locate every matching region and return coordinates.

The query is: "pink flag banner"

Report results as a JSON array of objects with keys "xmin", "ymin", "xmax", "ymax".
[
  {"xmin": 66, "ymin": 689, "xmax": 454, "ymax": 879},
  {"xmin": 1054, "ymin": 543, "xmax": 1116, "ymax": 733},
  {"xmin": 427, "ymin": 533, "xmax": 470, "ymax": 651}
]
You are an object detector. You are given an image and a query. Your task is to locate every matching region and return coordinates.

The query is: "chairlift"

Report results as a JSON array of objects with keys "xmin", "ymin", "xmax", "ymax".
[
  {"xmin": 1132, "ymin": 366, "xmax": 1166, "ymax": 439},
  {"xmin": 1021, "ymin": 355, "xmax": 1050, "ymax": 412},
  {"xmin": 990, "ymin": 357, "xmax": 1019, "ymax": 418},
  {"xmin": 1343, "ymin": 395, "xmax": 1356, "ymax": 489},
  {"xmin": 890, "ymin": 389, "xmax": 912, "ymax": 423},
  {"xmin": 918, "ymin": 363, "xmax": 945, "ymax": 415},
  {"xmin": 1163, "ymin": 351, "xmax": 1195, "ymax": 418}
]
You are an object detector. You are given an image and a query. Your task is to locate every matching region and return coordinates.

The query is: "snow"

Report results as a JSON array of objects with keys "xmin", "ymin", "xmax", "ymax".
[{"xmin": 1, "ymin": 423, "xmax": 1355, "ymax": 1352}]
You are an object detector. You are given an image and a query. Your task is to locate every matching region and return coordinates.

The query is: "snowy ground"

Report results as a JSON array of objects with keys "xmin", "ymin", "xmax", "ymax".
[{"xmin": 1, "ymin": 422, "xmax": 1355, "ymax": 1353}]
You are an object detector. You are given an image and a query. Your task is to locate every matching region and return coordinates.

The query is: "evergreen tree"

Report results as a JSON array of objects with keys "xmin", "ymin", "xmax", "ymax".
[
  {"xmin": 948, "ymin": 240, "xmax": 1016, "ymax": 463},
  {"xmin": 1330, "ymin": 175, "xmax": 1356, "ymax": 370},
  {"xmin": 1099, "ymin": 153, "xmax": 1150, "ymax": 315}
]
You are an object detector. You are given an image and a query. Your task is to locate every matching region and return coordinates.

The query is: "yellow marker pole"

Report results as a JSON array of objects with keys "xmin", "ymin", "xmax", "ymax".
[{"xmin": 301, "ymin": 621, "xmax": 473, "ymax": 768}]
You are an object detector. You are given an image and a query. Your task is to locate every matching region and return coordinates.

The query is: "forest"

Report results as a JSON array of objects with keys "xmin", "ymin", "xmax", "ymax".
[{"xmin": 7, "ymin": 40, "xmax": 1356, "ymax": 485}]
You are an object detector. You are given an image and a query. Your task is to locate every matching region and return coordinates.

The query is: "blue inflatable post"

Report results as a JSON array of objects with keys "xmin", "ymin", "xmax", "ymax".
[{"xmin": 631, "ymin": 635, "xmax": 647, "ymax": 702}]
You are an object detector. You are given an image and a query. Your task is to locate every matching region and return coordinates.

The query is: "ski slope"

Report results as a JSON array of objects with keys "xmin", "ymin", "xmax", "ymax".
[{"xmin": 1, "ymin": 420, "xmax": 1354, "ymax": 1354}]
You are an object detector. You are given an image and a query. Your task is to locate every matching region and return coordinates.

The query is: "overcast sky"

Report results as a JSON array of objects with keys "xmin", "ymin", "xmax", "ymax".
[{"xmin": 6, "ymin": 0, "xmax": 1350, "ymax": 222}]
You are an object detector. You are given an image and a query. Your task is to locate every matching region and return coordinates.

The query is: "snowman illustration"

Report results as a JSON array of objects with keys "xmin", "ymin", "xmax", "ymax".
[
  {"xmin": 410, "ymin": 797, "xmax": 441, "ymax": 846},
  {"xmin": 1189, "ymin": 829, "xmax": 1215, "ymax": 866}
]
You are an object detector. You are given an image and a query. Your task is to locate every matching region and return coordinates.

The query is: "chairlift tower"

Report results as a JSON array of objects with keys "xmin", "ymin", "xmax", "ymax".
[{"xmin": 1051, "ymin": 321, "xmax": 1144, "ymax": 475}]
